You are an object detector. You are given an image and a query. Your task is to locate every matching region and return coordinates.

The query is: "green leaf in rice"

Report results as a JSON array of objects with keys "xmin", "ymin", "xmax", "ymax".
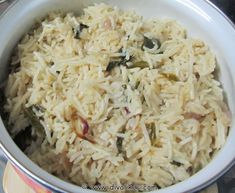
[
  {"xmin": 142, "ymin": 36, "xmax": 161, "ymax": 51},
  {"xmin": 74, "ymin": 23, "xmax": 89, "ymax": 39},
  {"xmin": 24, "ymin": 105, "xmax": 45, "ymax": 137},
  {"xmin": 116, "ymin": 136, "xmax": 124, "ymax": 154}
]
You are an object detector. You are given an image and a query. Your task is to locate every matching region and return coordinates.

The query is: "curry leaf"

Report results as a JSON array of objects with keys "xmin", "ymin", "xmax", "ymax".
[
  {"xmin": 106, "ymin": 56, "xmax": 132, "ymax": 72},
  {"xmin": 116, "ymin": 136, "xmax": 124, "ymax": 154},
  {"xmin": 149, "ymin": 123, "xmax": 156, "ymax": 145},
  {"xmin": 24, "ymin": 106, "xmax": 45, "ymax": 137},
  {"xmin": 74, "ymin": 23, "xmax": 89, "ymax": 39},
  {"xmin": 142, "ymin": 36, "xmax": 161, "ymax": 51}
]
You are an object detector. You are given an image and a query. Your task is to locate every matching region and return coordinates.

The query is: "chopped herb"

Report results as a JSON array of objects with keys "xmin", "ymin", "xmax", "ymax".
[
  {"xmin": 142, "ymin": 36, "xmax": 161, "ymax": 51},
  {"xmin": 142, "ymin": 36, "xmax": 155, "ymax": 49},
  {"xmin": 128, "ymin": 61, "xmax": 149, "ymax": 69},
  {"xmin": 24, "ymin": 106, "xmax": 45, "ymax": 137},
  {"xmin": 106, "ymin": 61, "xmax": 119, "ymax": 72},
  {"xmin": 116, "ymin": 136, "xmax": 124, "ymax": 154},
  {"xmin": 74, "ymin": 23, "xmax": 89, "ymax": 39},
  {"xmin": 116, "ymin": 130, "xmax": 125, "ymax": 154},
  {"xmin": 149, "ymin": 123, "xmax": 156, "ymax": 145},
  {"xmin": 80, "ymin": 23, "xmax": 89, "ymax": 31},
  {"xmin": 106, "ymin": 56, "xmax": 132, "ymax": 72},
  {"xmin": 120, "ymin": 55, "xmax": 132, "ymax": 65},
  {"xmin": 135, "ymin": 81, "xmax": 140, "ymax": 89}
]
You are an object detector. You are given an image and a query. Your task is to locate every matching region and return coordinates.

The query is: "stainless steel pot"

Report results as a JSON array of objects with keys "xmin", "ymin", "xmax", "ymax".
[{"xmin": 0, "ymin": 0, "xmax": 235, "ymax": 193}]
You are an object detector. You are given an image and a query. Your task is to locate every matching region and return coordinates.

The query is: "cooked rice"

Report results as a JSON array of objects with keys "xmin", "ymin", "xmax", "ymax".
[{"xmin": 3, "ymin": 3, "xmax": 231, "ymax": 192}]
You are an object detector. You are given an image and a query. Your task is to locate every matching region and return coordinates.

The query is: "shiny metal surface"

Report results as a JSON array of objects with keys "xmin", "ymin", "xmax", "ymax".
[
  {"xmin": 0, "ymin": 150, "xmax": 7, "ymax": 193},
  {"xmin": 0, "ymin": 0, "xmax": 7, "ymax": 4},
  {"xmin": 0, "ymin": 0, "xmax": 13, "ymax": 12}
]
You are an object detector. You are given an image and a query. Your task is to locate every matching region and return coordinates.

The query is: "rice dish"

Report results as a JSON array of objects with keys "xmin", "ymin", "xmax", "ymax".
[{"xmin": 2, "ymin": 3, "xmax": 231, "ymax": 191}]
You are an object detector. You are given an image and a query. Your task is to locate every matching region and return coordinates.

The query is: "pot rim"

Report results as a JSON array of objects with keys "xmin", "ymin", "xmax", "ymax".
[{"xmin": 0, "ymin": 0, "xmax": 235, "ymax": 193}]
